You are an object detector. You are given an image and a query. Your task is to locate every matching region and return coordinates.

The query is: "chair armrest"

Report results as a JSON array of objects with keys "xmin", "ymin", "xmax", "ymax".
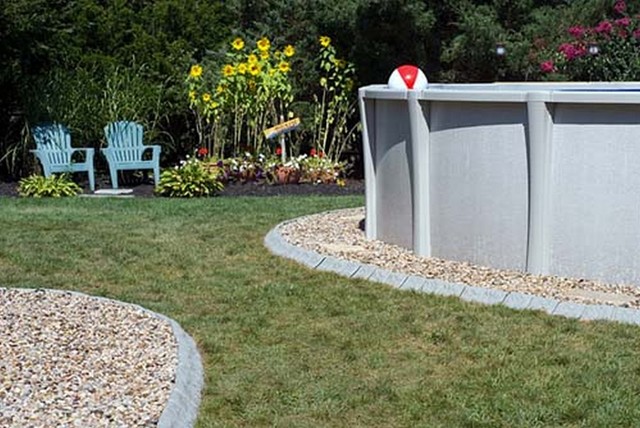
[
  {"xmin": 70, "ymin": 147, "xmax": 95, "ymax": 161},
  {"xmin": 141, "ymin": 145, "xmax": 162, "ymax": 159}
]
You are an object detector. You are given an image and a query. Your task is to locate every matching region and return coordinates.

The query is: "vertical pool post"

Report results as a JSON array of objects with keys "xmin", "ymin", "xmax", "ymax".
[
  {"xmin": 359, "ymin": 88, "xmax": 377, "ymax": 239},
  {"xmin": 526, "ymin": 93, "xmax": 554, "ymax": 275},
  {"xmin": 407, "ymin": 92, "xmax": 431, "ymax": 256}
]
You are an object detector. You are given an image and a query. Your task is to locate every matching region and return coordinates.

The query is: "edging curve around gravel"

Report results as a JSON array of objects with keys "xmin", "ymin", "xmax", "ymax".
[
  {"xmin": 264, "ymin": 219, "xmax": 640, "ymax": 326},
  {"xmin": 10, "ymin": 288, "xmax": 204, "ymax": 428}
]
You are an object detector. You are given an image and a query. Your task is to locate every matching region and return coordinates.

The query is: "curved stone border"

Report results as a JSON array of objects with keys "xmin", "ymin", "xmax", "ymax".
[
  {"xmin": 265, "ymin": 219, "xmax": 640, "ymax": 326},
  {"xmin": 14, "ymin": 288, "xmax": 204, "ymax": 428}
]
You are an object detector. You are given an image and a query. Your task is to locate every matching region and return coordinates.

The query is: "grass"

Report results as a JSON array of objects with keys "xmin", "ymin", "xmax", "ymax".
[{"xmin": 2, "ymin": 195, "xmax": 640, "ymax": 427}]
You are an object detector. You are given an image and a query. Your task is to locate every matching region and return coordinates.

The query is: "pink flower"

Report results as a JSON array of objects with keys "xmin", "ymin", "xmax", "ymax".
[
  {"xmin": 310, "ymin": 148, "xmax": 317, "ymax": 157},
  {"xmin": 568, "ymin": 26, "xmax": 586, "ymax": 39},
  {"xmin": 540, "ymin": 60, "xmax": 555, "ymax": 73},
  {"xmin": 558, "ymin": 43, "xmax": 578, "ymax": 60},
  {"xmin": 595, "ymin": 20, "xmax": 613, "ymax": 34},
  {"xmin": 275, "ymin": 146, "xmax": 282, "ymax": 156},
  {"xmin": 634, "ymin": 28, "xmax": 640, "ymax": 39},
  {"xmin": 615, "ymin": 17, "xmax": 631, "ymax": 27},
  {"xmin": 614, "ymin": 0, "xmax": 626, "ymax": 14}
]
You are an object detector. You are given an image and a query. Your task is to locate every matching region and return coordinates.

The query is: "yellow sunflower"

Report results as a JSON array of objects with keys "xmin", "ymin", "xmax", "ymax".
[
  {"xmin": 210, "ymin": 101, "xmax": 219, "ymax": 109},
  {"xmin": 247, "ymin": 54, "xmax": 258, "ymax": 64},
  {"xmin": 222, "ymin": 64, "xmax": 235, "ymax": 77},
  {"xmin": 283, "ymin": 45, "xmax": 295, "ymax": 57},
  {"xmin": 248, "ymin": 63, "xmax": 261, "ymax": 76},
  {"xmin": 202, "ymin": 93, "xmax": 211, "ymax": 102},
  {"xmin": 257, "ymin": 37, "xmax": 271, "ymax": 52},
  {"xmin": 237, "ymin": 62, "xmax": 248, "ymax": 74},
  {"xmin": 189, "ymin": 64, "xmax": 203, "ymax": 78},
  {"xmin": 319, "ymin": 36, "xmax": 331, "ymax": 47},
  {"xmin": 231, "ymin": 37, "xmax": 245, "ymax": 50},
  {"xmin": 278, "ymin": 61, "xmax": 290, "ymax": 73},
  {"xmin": 216, "ymin": 85, "xmax": 225, "ymax": 94},
  {"xmin": 260, "ymin": 51, "xmax": 269, "ymax": 60}
]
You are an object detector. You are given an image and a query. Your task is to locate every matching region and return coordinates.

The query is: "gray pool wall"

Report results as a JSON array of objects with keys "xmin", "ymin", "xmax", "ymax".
[{"xmin": 359, "ymin": 82, "xmax": 640, "ymax": 286}]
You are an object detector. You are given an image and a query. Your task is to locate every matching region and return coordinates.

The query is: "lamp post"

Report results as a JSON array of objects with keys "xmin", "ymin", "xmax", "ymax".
[{"xmin": 495, "ymin": 43, "xmax": 506, "ymax": 80}]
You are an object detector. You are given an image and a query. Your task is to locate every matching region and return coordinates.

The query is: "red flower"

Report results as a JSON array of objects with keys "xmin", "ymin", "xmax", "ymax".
[
  {"xmin": 595, "ymin": 20, "xmax": 613, "ymax": 34},
  {"xmin": 310, "ymin": 148, "xmax": 317, "ymax": 157},
  {"xmin": 615, "ymin": 17, "xmax": 631, "ymax": 27},
  {"xmin": 540, "ymin": 60, "xmax": 555, "ymax": 73},
  {"xmin": 275, "ymin": 146, "xmax": 282, "ymax": 156},
  {"xmin": 614, "ymin": 0, "xmax": 626, "ymax": 14},
  {"xmin": 568, "ymin": 26, "xmax": 586, "ymax": 39},
  {"xmin": 197, "ymin": 147, "xmax": 208, "ymax": 157}
]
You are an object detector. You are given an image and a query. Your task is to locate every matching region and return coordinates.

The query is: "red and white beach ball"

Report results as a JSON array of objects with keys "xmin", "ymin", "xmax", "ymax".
[{"xmin": 387, "ymin": 65, "xmax": 428, "ymax": 90}]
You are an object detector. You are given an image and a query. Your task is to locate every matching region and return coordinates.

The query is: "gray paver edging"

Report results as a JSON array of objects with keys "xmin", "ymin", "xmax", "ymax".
[
  {"xmin": 13, "ymin": 288, "xmax": 204, "ymax": 428},
  {"xmin": 264, "ymin": 219, "xmax": 640, "ymax": 326}
]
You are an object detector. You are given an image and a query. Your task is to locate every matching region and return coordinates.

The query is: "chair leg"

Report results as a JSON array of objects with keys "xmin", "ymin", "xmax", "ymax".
[
  {"xmin": 88, "ymin": 168, "xmax": 95, "ymax": 192},
  {"xmin": 153, "ymin": 165, "xmax": 160, "ymax": 186},
  {"xmin": 109, "ymin": 166, "xmax": 119, "ymax": 189}
]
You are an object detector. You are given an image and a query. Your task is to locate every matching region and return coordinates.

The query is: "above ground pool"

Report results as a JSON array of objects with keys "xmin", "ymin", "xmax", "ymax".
[{"xmin": 359, "ymin": 82, "xmax": 640, "ymax": 286}]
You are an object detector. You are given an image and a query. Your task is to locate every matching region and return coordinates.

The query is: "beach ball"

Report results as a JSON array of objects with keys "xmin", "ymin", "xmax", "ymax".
[{"xmin": 387, "ymin": 65, "xmax": 428, "ymax": 90}]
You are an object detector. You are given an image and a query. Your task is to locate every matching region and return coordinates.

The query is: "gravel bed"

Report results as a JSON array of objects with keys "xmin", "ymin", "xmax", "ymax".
[
  {"xmin": 0, "ymin": 288, "xmax": 177, "ymax": 427},
  {"xmin": 280, "ymin": 207, "xmax": 640, "ymax": 308}
]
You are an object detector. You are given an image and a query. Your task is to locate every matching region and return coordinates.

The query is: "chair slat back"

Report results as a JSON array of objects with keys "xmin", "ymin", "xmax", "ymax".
[
  {"xmin": 32, "ymin": 123, "xmax": 72, "ymax": 165},
  {"xmin": 105, "ymin": 121, "xmax": 144, "ymax": 162}
]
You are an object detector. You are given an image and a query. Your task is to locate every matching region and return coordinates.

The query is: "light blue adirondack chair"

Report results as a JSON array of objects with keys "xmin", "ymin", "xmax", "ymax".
[
  {"xmin": 102, "ymin": 121, "xmax": 161, "ymax": 189},
  {"xmin": 31, "ymin": 123, "xmax": 95, "ymax": 191}
]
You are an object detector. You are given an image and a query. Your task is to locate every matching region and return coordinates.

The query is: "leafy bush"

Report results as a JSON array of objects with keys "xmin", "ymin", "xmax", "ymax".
[
  {"xmin": 536, "ymin": 0, "xmax": 640, "ymax": 81},
  {"xmin": 155, "ymin": 157, "xmax": 224, "ymax": 197},
  {"xmin": 18, "ymin": 174, "xmax": 82, "ymax": 198}
]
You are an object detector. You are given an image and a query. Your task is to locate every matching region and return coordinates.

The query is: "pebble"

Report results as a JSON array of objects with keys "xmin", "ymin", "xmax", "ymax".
[
  {"xmin": 280, "ymin": 208, "xmax": 640, "ymax": 308},
  {"xmin": 0, "ymin": 288, "xmax": 177, "ymax": 427}
]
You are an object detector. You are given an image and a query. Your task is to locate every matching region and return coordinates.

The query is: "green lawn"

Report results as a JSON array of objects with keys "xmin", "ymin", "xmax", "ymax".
[{"xmin": 1, "ymin": 195, "xmax": 640, "ymax": 427}]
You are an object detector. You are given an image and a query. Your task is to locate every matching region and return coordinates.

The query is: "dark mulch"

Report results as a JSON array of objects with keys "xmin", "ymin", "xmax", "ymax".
[{"xmin": 0, "ymin": 177, "xmax": 364, "ymax": 198}]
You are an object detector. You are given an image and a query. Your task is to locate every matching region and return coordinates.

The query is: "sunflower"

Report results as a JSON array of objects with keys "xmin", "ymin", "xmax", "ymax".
[
  {"xmin": 222, "ymin": 64, "xmax": 235, "ymax": 77},
  {"xmin": 231, "ymin": 37, "xmax": 245, "ymax": 50},
  {"xmin": 189, "ymin": 64, "xmax": 203, "ymax": 78},
  {"xmin": 248, "ymin": 63, "xmax": 261, "ymax": 76},
  {"xmin": 260, "ymin": 51, "xmax": 269, "ymax": 60},
  {"xmin": 237, "ymin": 62, "xmax": 248, "ymax": 74},
  {"xmin": 319, "ymin": 36, "xmax": 331, "ymax": 47},
  {"xmin": 209, "ymin": 101, "xmax": 219, "ymax": 109},
  {"xmin": 216, "ymin": 85, "xmax": 225, "ymax": 94},
  {"xmin": 202, "ymin": 93, "xmax": 211, "ymax": 102},
  {"xmin": 278, "ymin": 61, "xmax": 290, "ymax": 73},
  {"xmin": 283, "ymin": 45, "xmax": 295, "ymax": 57},
  {"xmin": 257, "ymin": 37, "xmax": 271, "ymax": 52},
  {"xmin": 247, "ymin": 54, "xmax": 258, "ymax": 65}
]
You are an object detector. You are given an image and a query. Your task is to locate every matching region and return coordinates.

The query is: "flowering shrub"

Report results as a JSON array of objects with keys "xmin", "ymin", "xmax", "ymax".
[
  {"xmin": 184, "ymin": 34, "xmax": 359, "ymax": 183},
  {"xmin": 312, "ymin": 36, "xmax": 359, "ymax": 162},
  {"xmin": 155, "ymin": 157, "xmax": 224, "ymax": 197},
  {"xmin": 299, "ymin": 149, "xmax": 345, "ymax": 184},
  {"xmin": 186, "ymin": 36, "xmax": 296, "ymax": 158},
  {"xmin": 538, "ymin": 1, "xmax": 640, "ymax": 81}
]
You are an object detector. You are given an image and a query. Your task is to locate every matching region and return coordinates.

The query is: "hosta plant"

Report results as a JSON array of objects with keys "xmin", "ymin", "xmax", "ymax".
[
  {"xmin": 18, "ymin": 174, "xmax": 82, "ymax": 198},
  {"xmin": 155, "ymin": 157, "xmax": 224, "ymax": 197}
]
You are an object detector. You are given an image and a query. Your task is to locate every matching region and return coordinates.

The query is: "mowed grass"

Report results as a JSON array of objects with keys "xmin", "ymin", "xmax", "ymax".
[{"xmin": 1, "ymin": 195, "xmax": 640, "ymax": 427}]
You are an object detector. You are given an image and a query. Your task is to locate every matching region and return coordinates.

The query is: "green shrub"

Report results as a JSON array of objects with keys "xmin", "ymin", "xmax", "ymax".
[
  {"xmin": 18, "ymin": 174, "xmax": 82, "ymax": 198},
  {"xmin": 155, "ymin": 158, "xmax": 224, "ymax": 197}
]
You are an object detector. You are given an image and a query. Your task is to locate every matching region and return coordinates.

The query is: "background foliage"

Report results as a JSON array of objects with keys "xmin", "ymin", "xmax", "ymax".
[{"xmin": 0, "ymin": 0, "xmax": 635, "ymax": 179}]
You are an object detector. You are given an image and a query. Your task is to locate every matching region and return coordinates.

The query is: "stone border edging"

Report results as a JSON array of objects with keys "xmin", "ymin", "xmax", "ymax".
[
  {"xmin": 14, "ymin": 288, "xmax": 204, "ymax": 428},
  {"xmin": 264, "ymin": 219, "xmax": 640, "ymax": 326}
]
